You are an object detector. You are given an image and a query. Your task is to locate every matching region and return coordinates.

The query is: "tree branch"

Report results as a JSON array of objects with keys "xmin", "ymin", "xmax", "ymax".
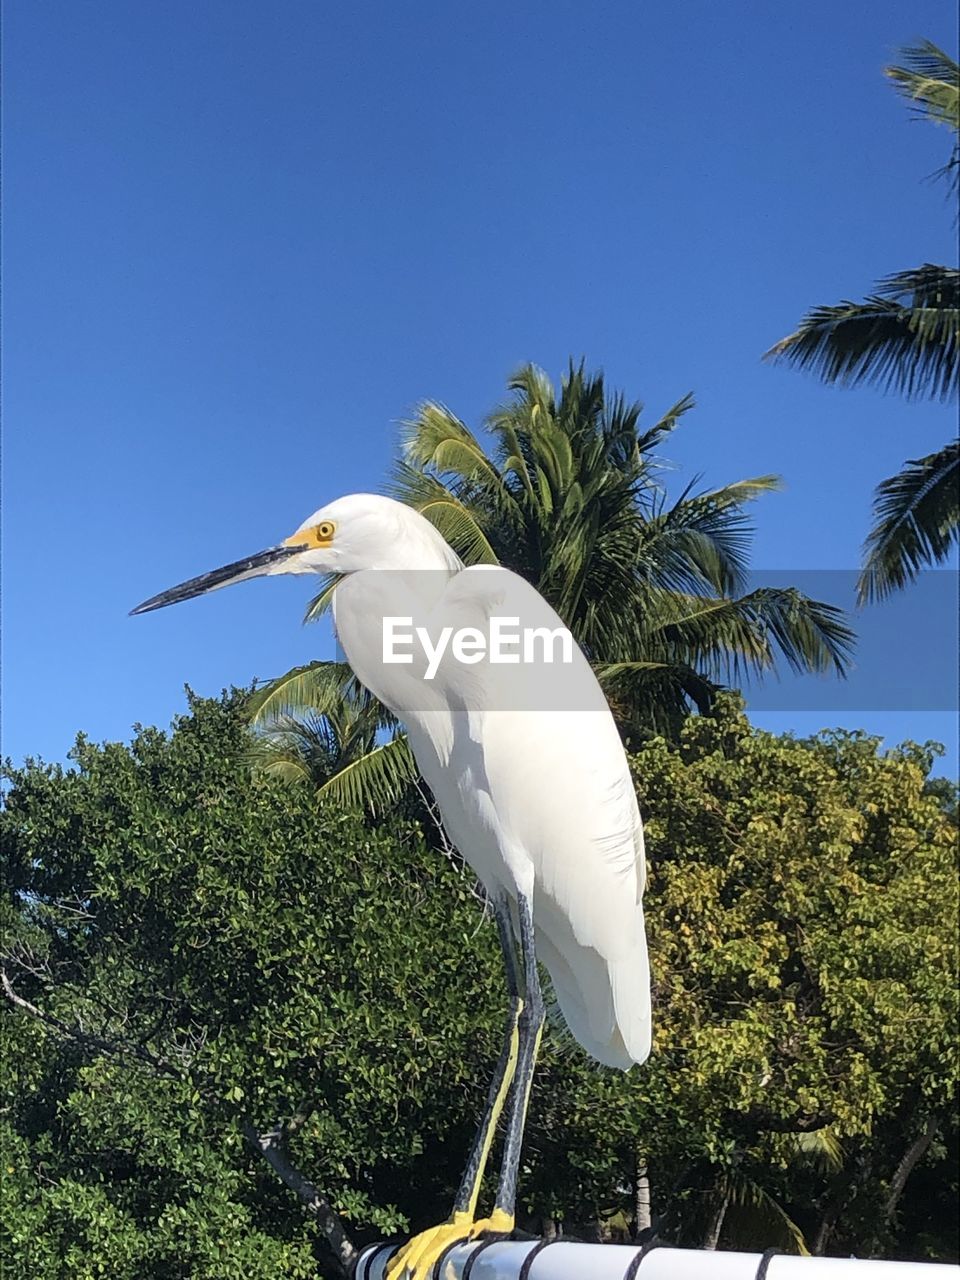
[
  {"xmin": 283, "ymin": 1097, "xmax": 317, "ymax": 1141},
  {"xmin": 741, "ymin": 1108, "xmax": 836, "ymax": 1134},
  {"xmin": 702, "ymin": 1187, "xmax": 729, "ymax": 1250},
  {"xmin": 811, "ymin": 1167, "xmax": 858, "ymax": 1256},
  {"xmin": 1, "ymin": 967, "xmax": 181, "ymax": 1079},
  {"xmin": 884, "ymin": 1114, "xmax": 941, "ymax": 1223},
  {"xmin": 635, "ymin": 1150, "xmax": 652, "ymax": 1234},
  {"xmin": 241, "ymin": 1117, "xmax": 357, "ymax": 1278}
]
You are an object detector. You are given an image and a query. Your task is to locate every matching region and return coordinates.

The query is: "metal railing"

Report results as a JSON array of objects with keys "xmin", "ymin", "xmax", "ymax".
[{"xmin": 356, "ymin": 1240, "xmax": 960, "ymax": 1280}]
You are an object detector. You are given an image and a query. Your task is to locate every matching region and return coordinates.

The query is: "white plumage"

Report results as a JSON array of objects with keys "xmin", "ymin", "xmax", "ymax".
[
  {"xmin": 131, "ymin": 490, "xmax": 653, "ymax": 1275},
  {"xmin": 326, "ymin": 499, "xmax": 651, "ymax": 1069},
  {"xmin": 132, "ymin": 492, "xmax": 651, "ymax": 1069}
]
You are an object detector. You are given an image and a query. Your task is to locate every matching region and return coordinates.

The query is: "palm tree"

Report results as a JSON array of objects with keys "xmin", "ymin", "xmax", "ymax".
[
  {"xmin": 765, "ymin": 42, "xmax": 959, "ymax": 603},
  {"xmin": 248, "ymin": 363, "xmax": 853, "ymax": 807},
  {"xmin": 700, "ymin": 1128, "xmax": 844, "ymax": 1254},
  {"xmin": 388, "ymin": 362, "xmax": 852, "ymax": 737}
]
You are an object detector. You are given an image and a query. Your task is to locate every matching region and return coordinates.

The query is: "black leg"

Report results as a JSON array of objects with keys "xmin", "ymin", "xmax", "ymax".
[
  {"xmin": 494, "ymin": 891, "xmax": 544, "ymax": 1218},
  {"xmin": 452, "ymin": 893, "xmax": 523, "ymax": 1217},
  {"xmin": 384, "ymin": 894, "xmax": 527, "ymax": 1278}
]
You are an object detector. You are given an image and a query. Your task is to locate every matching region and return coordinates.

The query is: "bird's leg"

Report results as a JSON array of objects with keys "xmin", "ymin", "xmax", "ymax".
[
  {"xmin": 491, "ymin": 890, "xmax": 545, "ymax": 1230},
  {"xmin": 385, "ymin": 894, "xmax": 523, "ymax": 1280},
  {"xmin": 452, "ymin": 895, "xmax": 523, "ymax": 1220}
]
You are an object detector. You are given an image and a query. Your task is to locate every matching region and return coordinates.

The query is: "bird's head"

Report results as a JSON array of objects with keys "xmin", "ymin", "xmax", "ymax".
[{"xmin": 130, "ymin": 493, "xmax": 461, "ymax": 615}]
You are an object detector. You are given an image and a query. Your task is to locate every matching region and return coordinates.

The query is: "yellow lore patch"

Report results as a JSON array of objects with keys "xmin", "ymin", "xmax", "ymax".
[{"xmin": 284, "ymin": 521, "xmax": 335, "ymax": 549}]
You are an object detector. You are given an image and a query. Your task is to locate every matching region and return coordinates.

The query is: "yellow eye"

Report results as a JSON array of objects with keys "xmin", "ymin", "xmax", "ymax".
[{"xmin": 315, "ymin": 521, "xmax": 335, "ymax": 541}]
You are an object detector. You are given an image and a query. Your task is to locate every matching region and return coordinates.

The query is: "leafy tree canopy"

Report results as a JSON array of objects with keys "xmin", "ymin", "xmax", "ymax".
[{"xmin": 2, "ymin": 692, "xmax": 957, "ymax": 1274}]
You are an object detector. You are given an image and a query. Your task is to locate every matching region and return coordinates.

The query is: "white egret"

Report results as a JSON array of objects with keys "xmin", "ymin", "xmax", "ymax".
[{"xmin": 132, "ymin": 493, "xmax": 651, "ymax": 1280}]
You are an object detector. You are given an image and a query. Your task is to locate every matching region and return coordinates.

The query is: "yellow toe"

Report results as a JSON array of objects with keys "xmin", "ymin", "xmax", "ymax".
[
  {"xmin": 468, "ymin": 1209, "xmax": 515, "ymax": 1239},
  {"xmin": 384, "ymin": 1208, "xmax": 517, "ymax": 1278},
  {"xmin": 384, "ymin": 1213, "xmax": 473, "ymax": 1280}
]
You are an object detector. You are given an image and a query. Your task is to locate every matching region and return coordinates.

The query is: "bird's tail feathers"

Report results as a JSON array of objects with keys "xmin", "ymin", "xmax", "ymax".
[{"xmin": 609, "ymin": 947, "xmax": 652, "ymax": 1068}]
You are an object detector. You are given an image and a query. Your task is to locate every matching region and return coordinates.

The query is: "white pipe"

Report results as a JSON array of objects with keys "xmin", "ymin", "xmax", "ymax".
[{"xmin": 356, "ymin": 1241, "xmax": 960, "ymax": 1280}]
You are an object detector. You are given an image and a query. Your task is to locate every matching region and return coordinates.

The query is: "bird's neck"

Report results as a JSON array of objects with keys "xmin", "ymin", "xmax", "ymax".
[
  {"xmin": 331, "ymin": 566, "xmax": 457, "ymax": 719},
  {"xmin": 362, "ymin": 529, "xmax": 463, "ymax": 574}
]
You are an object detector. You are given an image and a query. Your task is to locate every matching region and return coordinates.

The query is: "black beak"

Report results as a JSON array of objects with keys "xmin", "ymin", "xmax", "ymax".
[{"xmin": 130, "ymin": 544, "xmax": 307, "ymax": 615}]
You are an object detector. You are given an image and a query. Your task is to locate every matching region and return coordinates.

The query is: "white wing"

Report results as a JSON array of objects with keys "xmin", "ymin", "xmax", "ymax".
[{"xmin": 415, "ymin": 566, "xmax": 651, "ymax": 1069}]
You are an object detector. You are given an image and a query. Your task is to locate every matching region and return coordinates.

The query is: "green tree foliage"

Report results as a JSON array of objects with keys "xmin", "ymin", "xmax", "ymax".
[
  {"xmin": 245, "ymin": 661, "xmax": 418, "ymax": 812},
  {"xmin": 1, "ymin": 693, "xmax": 500, "ymax": 1277},
  {"xmin": 3, "ymin": 693, "xmax": 957, "ymax": 1274},
  {"xmin": 766, "ymin": 42, "xmax": 960, "ymax": 602}
]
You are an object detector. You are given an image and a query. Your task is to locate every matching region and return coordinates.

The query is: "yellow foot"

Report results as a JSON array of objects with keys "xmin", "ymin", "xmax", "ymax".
[
  {"xmin": 467, "ymin": 1209, "xmax": 515, "ymax": 1240},
  {"xmin": 384, "ymin": 1210, "xmax": 515, "ymax": 1280}
]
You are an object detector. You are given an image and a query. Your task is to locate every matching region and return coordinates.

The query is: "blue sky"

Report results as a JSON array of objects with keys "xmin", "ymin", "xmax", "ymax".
[{"xmin": 4, "ymin": 1, "xmax": 957, "ymax": 775}]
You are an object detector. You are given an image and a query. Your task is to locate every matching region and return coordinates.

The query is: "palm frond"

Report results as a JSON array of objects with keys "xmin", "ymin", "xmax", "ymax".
[
  {"xmin": 242, "ymin": 710, "xmax": 341, "ymax": 787},
  {"xmin": 858, "ymin": 439, "xmax": 960, "ymax": 602},
  {"xmin": 594, "ymin": 660, "xmax": 719, "ymax": 723},
  {"xmin": 648, "ymin": 588, "xmax": 854, "ymax": 680},
  {"xmin": 247, "ymin": 662, "xmax": 357, "ymax": 727},
  {"xmin": 639, "ymin": 476, "xmax": 782, "ymax": 596},
  {"xmin": 243, "ymin": 736, "xmax": 317, "ymax": 785},
  {"xmin": 316, "ymin": 734, "xmax": 417, "ymax": 814},
  {"xmin": 887, "ymin": 41, "xmax": 959, "ymax": 196},
  {"xmin": 647, "ymin": 594, "xmax": 774, "ymax": 677},
  {"xmin": 764, "ymin": 266, "xmax": 960, "ymax": 402},
  {"xmin": 594, "ymin": 660, "xmax": 675, "ymax": 678},
  {"xmin": 504, "ymin": 362, "xmax": 557, "ymax": 417},
  {"xmin": 789, "ymin": 1127, "xmax": 844, "ymax": 1173},
  {"xmin": 877, "ymin": 264, "xmax": 960, "ymax": 311},
  {"xmin": 636, "ymin": 392, "xmax": 697, "ymax": 454},
  {"xmin": 695, "ymin": 475, "xmax": 784, "ymax": 506},
  {"xmin": 245, "ymin": 659, "xmax": 409, "ymax": 806},
  {"xmin": 400, "ymin": 402, "xmax": 503, "ymax": 486},
  {"xmin": 303, "ymin": 573, "xmax": 342, "ymax": 624},
  {"xmin": 721, "ymin": 1173, "xmax": 810, "ymax": 1255},
  {"xmin": 735, "ymin": 587, "xmax": 854, "ymax": 676},
  {"xmin": 886, "ymin": 42, "xmax": 959, "ymax": 133},
  {"xmin": 387, "ymin": 463, "xmax": 498, "ymax": 564}
]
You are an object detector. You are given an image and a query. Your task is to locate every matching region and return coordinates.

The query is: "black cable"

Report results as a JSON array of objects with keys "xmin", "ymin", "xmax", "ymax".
[
  {"xmin": 755, "ymin": 1248, "xmax": 783, "ymax": 1280},
  {"xmin": 517, "ymin": 1237, "xmax": 560, "ymax": 1279},
  {"xmin": 430, "ymin": 1234, "xmax": 471, "ymax": 1280},
  {"xmin": 355, "ymin": 1242, "xmax": 401, "ymax": 1280},
  {"xmin": 622, "ymin": 1238, "xmax": 661, "ymax": 1280},
  {"xmin": 460, "ymin": 1233, "xmax": 514, "ymax": 1280}
]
